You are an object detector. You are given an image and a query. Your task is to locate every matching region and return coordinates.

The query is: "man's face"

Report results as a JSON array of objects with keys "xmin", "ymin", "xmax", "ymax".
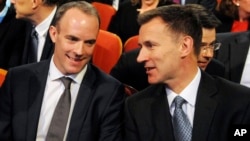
[
  {"xmin": 137, "ymin": 17, "xmax": 183, "ymax": 84},
  {"xmin": 11, "ymin": 0, "xmax": 36, "ymax": 19},
  {"xmin": 197, "ymin": 28, "xmax": 216, "ymax": 70},
  {"xmin": 49, "ymin": 8, "xmax": 99, "ymax": 75}
]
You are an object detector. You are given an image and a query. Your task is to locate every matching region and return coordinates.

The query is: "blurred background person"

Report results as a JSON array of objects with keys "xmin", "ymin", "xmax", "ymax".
[
  {"xmin": 215, "ymin": 0, "xmax": 250, "ymax": 33},
  {"xmin": 0, "ymin": 0, "xmax": 27, "ymax": 69},
  {"xmin": 108, "ymin": 0, "xmax": 174, "ymax": 44}
]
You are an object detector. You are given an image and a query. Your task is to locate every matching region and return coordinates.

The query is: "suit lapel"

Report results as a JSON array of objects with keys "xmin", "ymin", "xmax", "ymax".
[
  {"xmin": 229, "ymin": 32, "xmax": 250, "ymax": 82},
  {"xmin": 67, "ymin": 64, "xmax": 96, "ymax": 140},
  {"xmin": 26, "ymin": 60, "xmax": 50, "ymax": 140},
  {"xmin": 192, "ymin": 72, "xmax": 218, "ymax": 141},
  {"xmin": 21, "ymin": 24, "xmax": 33, "ymax": 64},
  {"xmin": 40, "ymin": 33, "xmax": 54, "ymax": 61},
  {"xmin": 151, "ymin": 85, "xmax": 175, "ymax": 140}
]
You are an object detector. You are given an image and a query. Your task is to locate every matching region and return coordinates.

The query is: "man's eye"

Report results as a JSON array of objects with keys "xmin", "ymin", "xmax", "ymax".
[
  {"xmin": 67, "ymin": 36, "xmax": 79, "ymax": 42},
  {"xmin": 85, "ymin": 40, "xmax": 96, "ymax": 45}
]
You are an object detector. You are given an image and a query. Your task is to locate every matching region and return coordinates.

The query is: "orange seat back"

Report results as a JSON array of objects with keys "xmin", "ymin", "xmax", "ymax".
[
  {"xmin": 92, "ymin": 30, "xmax": 123, "ymax": 73},
  {"xmin": 123, "ymin": 35, "xmax": 139, "ymax": 52},
  {"xmin": 92, "ymin": 2, "xmax": 116, "ymax": 30},
  {"xmin": 0, "ymin": 68, "xmax": 7, "ymax": 87}
]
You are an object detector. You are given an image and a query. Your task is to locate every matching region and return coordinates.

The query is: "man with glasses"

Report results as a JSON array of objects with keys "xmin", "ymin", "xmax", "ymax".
[{"xmin": 110, "ymin": 4, "xmax": 224, "ymax": 91}]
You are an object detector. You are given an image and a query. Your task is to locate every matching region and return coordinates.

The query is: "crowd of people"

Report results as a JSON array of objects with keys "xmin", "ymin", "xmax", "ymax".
[{"xmin": 1, "ymin": 0, "xmax": 250, "ymax": 141}]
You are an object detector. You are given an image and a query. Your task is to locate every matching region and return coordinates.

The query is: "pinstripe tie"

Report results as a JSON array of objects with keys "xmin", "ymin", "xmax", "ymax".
[
  {"xmin": 173, "ymin": 96, "xmax": 192, "ymax": 141},
  {"xmin": 46, "ymin": 77, "xmax": 72, "ymax": 141}
]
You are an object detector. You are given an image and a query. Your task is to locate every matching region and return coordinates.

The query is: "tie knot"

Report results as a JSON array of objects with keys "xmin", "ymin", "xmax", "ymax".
[
  {"xmin": 31, "ymin": 28, "xmax": 38, "ymax": 38},
  {"xmin": 174, "ymin": 96, "xmax": 186, "ymax": 108},
  {"xmin": 61, "ymin": 77, "xmax": 72, "ymax": 89}
]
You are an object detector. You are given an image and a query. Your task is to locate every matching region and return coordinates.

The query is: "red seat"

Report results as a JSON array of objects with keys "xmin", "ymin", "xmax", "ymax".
[
  {"xmin": 0, "ymin": 68, "xmax": 7, "ymax": 87},
  {"xmin": 92, "ymin": 30, "xmax": 123, "ymax": 73},
  {"xmin": 92, "ymin": 2, "xmax": 116, "ymax": 30},
  {"xmin": 123, "ymin": 35, "xmax": 139, "ymax": 52}
]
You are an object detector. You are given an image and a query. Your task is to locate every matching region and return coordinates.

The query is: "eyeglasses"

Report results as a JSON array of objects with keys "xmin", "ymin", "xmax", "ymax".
[{"xmin": 201, "ymin": 42, "xmax": 221, "ymax": 52}]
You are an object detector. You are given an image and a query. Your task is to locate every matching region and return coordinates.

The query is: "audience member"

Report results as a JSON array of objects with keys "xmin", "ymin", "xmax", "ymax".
[
  {"xmin": 108, "ymin": 0, "xmax": 174, "ymax": 43},
  {"xmin": 124, "ymin": 5, "xmax": 250, "ymax": 141},
  {"xmin": 10, "ymin": 0, "xmax": 58, "ymax": 65},
  {"xmin": 215, "ymin": 0, "xmax": 250, "ymax": 33},
  {"xmin": 110, "ymin": 4, "xmax": 224, "ymax": 91},
  {"xmin": 0, "ymin": 0, "xmax": 28, "ymax": 69},
  {"xmin": 0, "ymin": 1, "xmax": 125, "ymax": 141},
  {"xmin": 216, "ymin": 31, "xmax": 250, "ymax": 88}
]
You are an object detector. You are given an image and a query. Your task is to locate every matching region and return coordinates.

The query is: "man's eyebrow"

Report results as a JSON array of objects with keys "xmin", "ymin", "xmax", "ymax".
[
  {"xmin": 201, "ymin": 40, "xmax": 216, "ymax": 45},
  {"xmin": 84, "ymin": 39, "xmax": 96, "ymax": 44}
]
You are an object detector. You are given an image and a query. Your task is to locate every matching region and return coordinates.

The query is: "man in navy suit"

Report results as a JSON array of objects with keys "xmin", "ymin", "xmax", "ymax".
[
  {"xmin": 124, "ymin": 5, "xmax": 250, "ymax": 141},
  {"xmin": 0, "ymin": 1, "xmax": 125, "ymax": 141}
]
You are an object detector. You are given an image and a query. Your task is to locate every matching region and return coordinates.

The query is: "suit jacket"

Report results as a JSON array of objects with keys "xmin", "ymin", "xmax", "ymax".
[
  {"xmin": 0, "ymin": 7, "xmax": 28, "ymax": 69},
  {"xmin": 21, "ymin": 22, "xmax": 54, "ymax": 64},
  {"xmin": 0, "ymin": 6, "xmax": 55, "ymax": 69},
  {"xmin": 215, "ymin": 31, "xmax": 250, "ymax": 83},
  {"xmin": 0, "ymin": 59, "xmax": 125, "ymax": 141},
  {"xmin": 110, "ymin": 48, "xmax": 225, "ymax": 91},
  {"xmin": 124, "ymin": 71, "xmax": 250, "ymax": 141}
]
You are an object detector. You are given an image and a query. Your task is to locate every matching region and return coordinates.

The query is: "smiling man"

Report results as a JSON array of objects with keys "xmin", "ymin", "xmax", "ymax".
[
  {"xmin": 124, "ymin": 4, "xmax": 250, "ymax": 141},
  {"xmin": 0, "ymin": 2, "xmax": 125, "ymax": 141},
  {"xmin": 110, "ymin": 4, "xmax": 224, "ymax": 91}
]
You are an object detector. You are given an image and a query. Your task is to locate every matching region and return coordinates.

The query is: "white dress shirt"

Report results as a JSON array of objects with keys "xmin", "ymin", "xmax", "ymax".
[
  {"xmin": 167, "ymin": 68, "xmax": 201, "ymax": 126},
  {"xmin": 0, "ymin": 5, "xmax": 8, "ymax": 23},
  {"xmin": 35, "ymin": 7, "xmax": 56, "ymax": 61},
  {"xmin": 36, "ymin": 56, "xmax": 87, "ymax": 141},
  {"xmin": 240, "ymin": 44, "xmax": 250, "ymax": 88}
]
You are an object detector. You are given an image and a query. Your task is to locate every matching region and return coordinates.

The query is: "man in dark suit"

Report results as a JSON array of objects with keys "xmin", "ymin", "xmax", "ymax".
[
  {"xmin": 216, "ymin": 31, "xmax": 250, "ymax": 87},
  {"xmin": 9, "ymin": 0, "xmax": 58, "ymax": 66},
  {"xmin": 0, "ymin": 1, "xmax": 28, "ymax": 69},
  {"xmin": 124, "ymin": 5, "xmax": 250, "ymax": 141},
  {"xmin": 110, "ymin": 4, "xmax": 224, "ymax": 91},
  {"xmin": 0, "ymin": 1, "xmax": 125, "ymax": 141}
]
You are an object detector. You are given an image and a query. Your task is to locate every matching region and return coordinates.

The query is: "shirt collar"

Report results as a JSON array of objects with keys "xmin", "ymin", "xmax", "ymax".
[
  {"xmin": 35, "ymin": 6, "xmax": 57, "ymax": 37},
  {"xmin": 167, "ymin": 67, "xmax": 201, "ymax": 107},
  {"xmin": 0, "ymin": 5, "xmax": 8, "ymax": 23}
]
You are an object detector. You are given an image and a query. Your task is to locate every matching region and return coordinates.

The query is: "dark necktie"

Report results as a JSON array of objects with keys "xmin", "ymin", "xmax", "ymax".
[
  {"xmin": 46, "ymin": 77, "xmax": 72, "ymax": 141},
  {"xmin": 29, "ymin": 27, "xmax": 38, "ymax": 63},
  {"xmin": 173, "ymin": 96, "xmax": 192, "ymax": 141}
]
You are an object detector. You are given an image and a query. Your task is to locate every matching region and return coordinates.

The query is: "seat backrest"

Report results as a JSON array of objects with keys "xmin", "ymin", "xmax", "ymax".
[
  {"xmin": 92, "ymin": 30, "xmax": 123, "ymax": 73},
  {"xmin": 92, "ymin": 2, "xmax": 116, "ymax": 30},
  {"xmin": 123, "ymin": 35, "xmax": 139, "ymax": 52},
  {"xmin": 0, "ymin": 68, "xmax": 7, "ymax": 87}
]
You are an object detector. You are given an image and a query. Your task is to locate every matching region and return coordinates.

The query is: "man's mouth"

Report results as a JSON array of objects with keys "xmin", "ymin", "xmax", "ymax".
[{"xmin": 66, "ymin": 54, "xmax": 85, "ymax": 61}]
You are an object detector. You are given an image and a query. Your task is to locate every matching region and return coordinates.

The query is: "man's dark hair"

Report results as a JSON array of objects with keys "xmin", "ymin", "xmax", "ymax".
[
  {"xmin": 186, "ymin": 4, "xmax": 221, "ymax": 29},
  {"xmin": 138, "ymin": 4, "xmax": 202, "ymax": 56}
]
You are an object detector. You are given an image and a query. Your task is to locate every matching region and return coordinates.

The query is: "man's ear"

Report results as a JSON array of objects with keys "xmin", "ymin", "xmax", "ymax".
[
  {"xmin": 32, "ymin": 0, "xmax": 41, "ymax": 9},
  {"xmin": 49, "ymin": 26, "xmax": 57, "ymax": 43},
  {"xmin": 232, "ymin": 0, "xmax": 240, "ymax": 6},
  {"xmin": 180, "ymin": 36, "xmax": 193, "ymax": 58}
]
